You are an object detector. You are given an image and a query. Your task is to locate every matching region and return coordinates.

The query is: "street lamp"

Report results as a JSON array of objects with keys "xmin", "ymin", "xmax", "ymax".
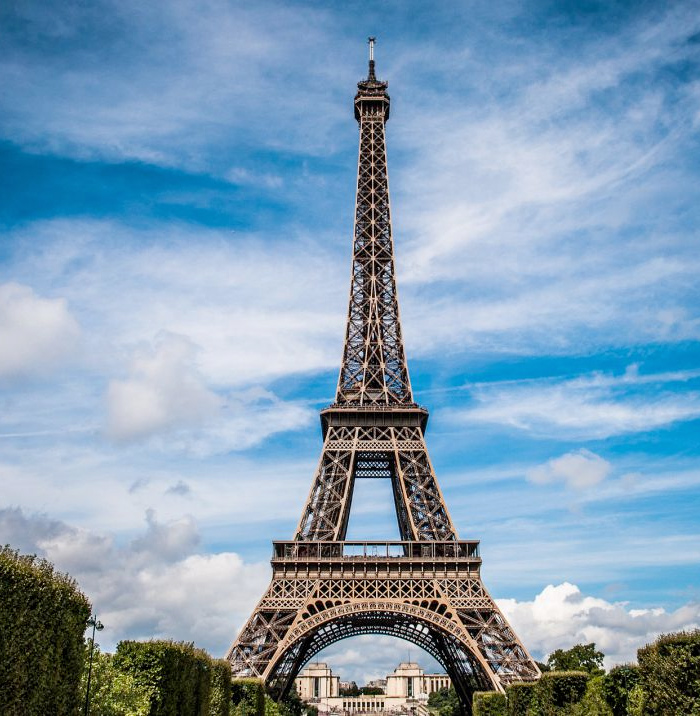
[{"xmin": 84, "ymin": 614, "xmax": 104, "ymax": 716}]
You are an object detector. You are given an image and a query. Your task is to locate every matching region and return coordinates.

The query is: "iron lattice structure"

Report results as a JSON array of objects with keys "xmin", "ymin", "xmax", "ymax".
[{"xmin": 226, "ymin": 44, "xmax": 540, "ymax": 712}]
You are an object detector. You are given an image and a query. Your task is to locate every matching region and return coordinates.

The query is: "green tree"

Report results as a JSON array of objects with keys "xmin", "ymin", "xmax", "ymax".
[
  {"xmin": 78, "ymin": 643, "xmax": 153, "ymax": 716},
  {"xmin": 546, "ymin": 644, "xmax": 605, "ymax": 676},
  {"xmin": 279, "ymin": 685, "xmax": 304, "ymax": 716},
  {"xmin": 360, "ymin": 686, "xmax": 384, "ymax": 696},
  {"xmin": 427, "ymin": 686, "xmax": 460, "ymax": 716},
  {"xmin": 600, "ymin": 664, "xmax": 639, "ymax": 716}
]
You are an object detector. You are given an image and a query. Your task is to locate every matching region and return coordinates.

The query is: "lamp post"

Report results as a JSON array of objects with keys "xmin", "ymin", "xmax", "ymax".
[{"xmin": 84, "ymin": 615, "xmax": 104, "ymax": 716}]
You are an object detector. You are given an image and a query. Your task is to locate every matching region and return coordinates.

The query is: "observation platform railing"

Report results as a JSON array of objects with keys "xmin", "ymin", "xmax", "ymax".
[{"xmin": 271, "ymin": 540, "xmax": 480, "ymax": 561}]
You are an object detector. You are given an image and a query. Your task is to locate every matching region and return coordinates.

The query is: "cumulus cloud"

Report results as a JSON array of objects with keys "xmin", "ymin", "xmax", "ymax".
[
  {"xmin": 455, "ymin": 367, "xmax": 700, "ymax": 439},
  {"xmin": 2, "ymin": 508, "xmax": 699, "ymax": 677},
  {"xmin": 499, "ymin": 582, "xmax": 700, "ymax": 668},
  {"xmin": 7, "ymin": 219, "xmax": 344, "ymax": 387},
  {"xmin": 106, "ymin": 333, "xmax": 221, "ymax": 441},
  {"xmin": 105, "ymin": 331, "xmax": 314, "ymax": 451},
  {"xmin": 527, "ymin": 450, "xmax": 611, "ymax": 490},
  {"xmin": 0, "ymin": 282, "xmax": 80, "ymax": 379},
  {"xmin": 0, "ymin": 507, "xmax": 269, "ymax": 656}
]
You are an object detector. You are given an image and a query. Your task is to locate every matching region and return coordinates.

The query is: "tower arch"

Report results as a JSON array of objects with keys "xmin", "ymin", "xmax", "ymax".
[{"xmin": 262, "ymin": 603, "xmax": 498, "ymax": 704}]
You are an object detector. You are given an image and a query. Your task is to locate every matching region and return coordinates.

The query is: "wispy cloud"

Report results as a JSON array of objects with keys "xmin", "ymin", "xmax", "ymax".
[
  {"xmin": 453, "ymin": 367, "xmax": 700, "ymax": 439},
  {"xmin": 392, "ymin": 4, "xmax": 700, "ymax": 356},
  {"xmin": 0, "ymin": 0, "xmax": 348, "ymax": 169}
]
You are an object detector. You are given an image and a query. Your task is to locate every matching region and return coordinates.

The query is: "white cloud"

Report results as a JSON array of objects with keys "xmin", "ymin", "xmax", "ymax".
[
  {"xmin": 390, "ymin": 6, "xmax": 700, "ymax": 357},
  {"xmin": 527, "ymin": 450, "xmax": 611, "ymax": 490},
  {"xmin": 0, "ymin": 507, "xmax": 269, "ymax": 656},
  {"xmin": 455, "ymin": 367, "xmax": 700, "ymax": 439},
  {"xmin": 2, "ymin": 509, "xmax": 699, "ymax": 677},
  {"xmin": 0, "ymin": 282, "xmax": 80, "ymax": 379},
  {"xmin": 499, "ymin": 582, "xmax": 700, "ymax": 668},
  {"xmin": 6, "ymin": 219, "xmax": 344, "ymax": 387},
  {"xmin": 107, "ymin": 333, "xmax": 220, "ymax": 441},
  {"xmin": 0, "ymin": 0, "xmax": 345, "ymax": 168},
  {"xmin": 106, "ymin": 331, "xmax": 316, "ymax": 451}
]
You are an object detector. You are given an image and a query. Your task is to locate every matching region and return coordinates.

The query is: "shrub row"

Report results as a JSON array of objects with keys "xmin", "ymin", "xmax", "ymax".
[
  {"xmin": 473, "ymin": 630, "xmax": 700, "ymax": 715},
  {"xmin": 113, "ymin": 640, "xmax": 237, "ymax": 716},
  {"xmin": 231, "ymin": 677, "xmax": 266, "ymax": 716},
  {"xmin": 472, "ymin": 691, "xmax": 507, "ymax": 715},
  {"xmin": 0, "ymin": 545, "xmax": 91, "ymax": 715},
  {"xmin": 473, "ymin": 672, "xmax": 589, "ymax": 716}
]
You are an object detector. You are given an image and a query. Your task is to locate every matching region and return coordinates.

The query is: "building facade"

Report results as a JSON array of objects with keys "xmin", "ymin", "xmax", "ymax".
[
  {"xmin": 296, "ymin": 663, "xmax": 340, "ymax": 700},
  {"xmin": 296, "ymin": 662, "xmax": 451, "ymax": 715}
]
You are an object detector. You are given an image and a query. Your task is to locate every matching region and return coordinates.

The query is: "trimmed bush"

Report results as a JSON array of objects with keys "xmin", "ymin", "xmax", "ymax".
[
  {"xmin": 601, "ymin": 664, "xmax": 639, "ymax": 716},
  {"xmin": 0, "ymin": 545, "xmax": 91, "ymax": 715},
  {"xmin": 575, "ymin": 675, "xmax": 613, "ymax": 716},
  {"xmin": 114, "ymin": 640, "xmax": 212, "ymax": 716},
  {"xmin": 473, "ymin": 691, "xmax": 507, "ymax": 716},
  {"xmin": 506, "ymin": 681, "xmax": 536, "ymax": 715},
  {"xmin": 231, "ymin": 678, "xmax": 266, "ymax": 716},
  {"xmin": 534, "ymin": 671, "xmax": 589, "ymax": 714},
  {"xmin": 636, "ymin": 629, "xmax": 700, "ymax": 715},
  {"xmin": 210, "ymin": 659, "xmax": 232, "ymax": 716}
]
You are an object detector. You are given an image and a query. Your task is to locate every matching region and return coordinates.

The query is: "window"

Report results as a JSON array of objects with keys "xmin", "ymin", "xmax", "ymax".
[{"xmin": 314, "ymin": 677, "xmax": 320, "ymax": 698}]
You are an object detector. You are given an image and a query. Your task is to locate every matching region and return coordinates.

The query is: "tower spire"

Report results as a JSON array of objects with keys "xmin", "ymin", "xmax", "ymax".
[{"xmin": 338, "ymin": 38, "xmax": 404, "ymax": 406}]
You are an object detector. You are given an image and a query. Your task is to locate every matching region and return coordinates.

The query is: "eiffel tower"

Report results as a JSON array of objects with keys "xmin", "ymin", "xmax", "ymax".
[{"xmin": 226, "ymin": 39, "xmax": 540, "ymax": 711}]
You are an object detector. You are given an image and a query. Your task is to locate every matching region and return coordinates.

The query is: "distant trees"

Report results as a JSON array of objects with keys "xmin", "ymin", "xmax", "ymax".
[
  {"xmin": 546, "ymin": 643, "xmax": 605, "ymax": 675},
  {"xmin": 76, "ymin": 643, "xmax": 152, "ymax": 716},
  {"xmin": 428, "ymin": 686, "xmax": 461, "ymax": 716}
]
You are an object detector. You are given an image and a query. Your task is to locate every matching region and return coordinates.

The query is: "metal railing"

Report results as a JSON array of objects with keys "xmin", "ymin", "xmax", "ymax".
[{"xmin": 272, "ymin": 540, "xmax": 480, "ymax": 561}]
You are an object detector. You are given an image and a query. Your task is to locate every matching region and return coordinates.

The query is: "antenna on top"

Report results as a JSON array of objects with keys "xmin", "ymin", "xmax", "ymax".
[{"xmin": 367, "ymin": 36, "xmax": 377, "ymax": 80}]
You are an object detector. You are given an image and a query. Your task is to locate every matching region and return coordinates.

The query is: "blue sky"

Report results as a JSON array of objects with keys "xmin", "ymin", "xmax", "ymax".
[{"xmin": 1, "ymin": 0, "xmax": 699, "ymax": 684}]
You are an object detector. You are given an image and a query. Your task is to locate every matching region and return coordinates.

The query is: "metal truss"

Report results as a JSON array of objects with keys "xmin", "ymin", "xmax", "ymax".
[
  {"xmin": 336, "ymin": 59, "xmax": 411, "ymax": 407},
  {"xmin": 295, "ymin": 425, "xmax": 457, "ymax": 542},
  {"xmin": 226, "ymin": 545, "xmax": 540, "ymax": 709},
  {"xmin": 226, "ymin": 47, "xmax": 540, "ymax": 714}
]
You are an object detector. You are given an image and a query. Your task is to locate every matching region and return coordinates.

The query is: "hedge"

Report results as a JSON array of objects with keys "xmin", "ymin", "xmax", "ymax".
[
  {"xmin": 636, "ymin": 629, "xmax": 700, "ymax": 715},
  {"xmin": 231, "ymin": 677, "xmax": 266, "ymax": 716},
  {"xmin": 534, "ymin": 671, "xmax": 589, "ymax": 712},
  {"xmin": 113, "ymin": 640, "xmax": 212, "ymax": 716},
  {"xmin": 0, "ymin": 545, "xmax": 91, "ymax": 715},
  {"xmin": 210, "ymin": 659, "xmax": 232, "ymax": 716},
  {"xmin": 473, "ymin": 691, "xmax": 507, "ymax": 715},
  {"xmin": 505, "ymin": 681, "xmax": 536, "ymax": 715}
]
